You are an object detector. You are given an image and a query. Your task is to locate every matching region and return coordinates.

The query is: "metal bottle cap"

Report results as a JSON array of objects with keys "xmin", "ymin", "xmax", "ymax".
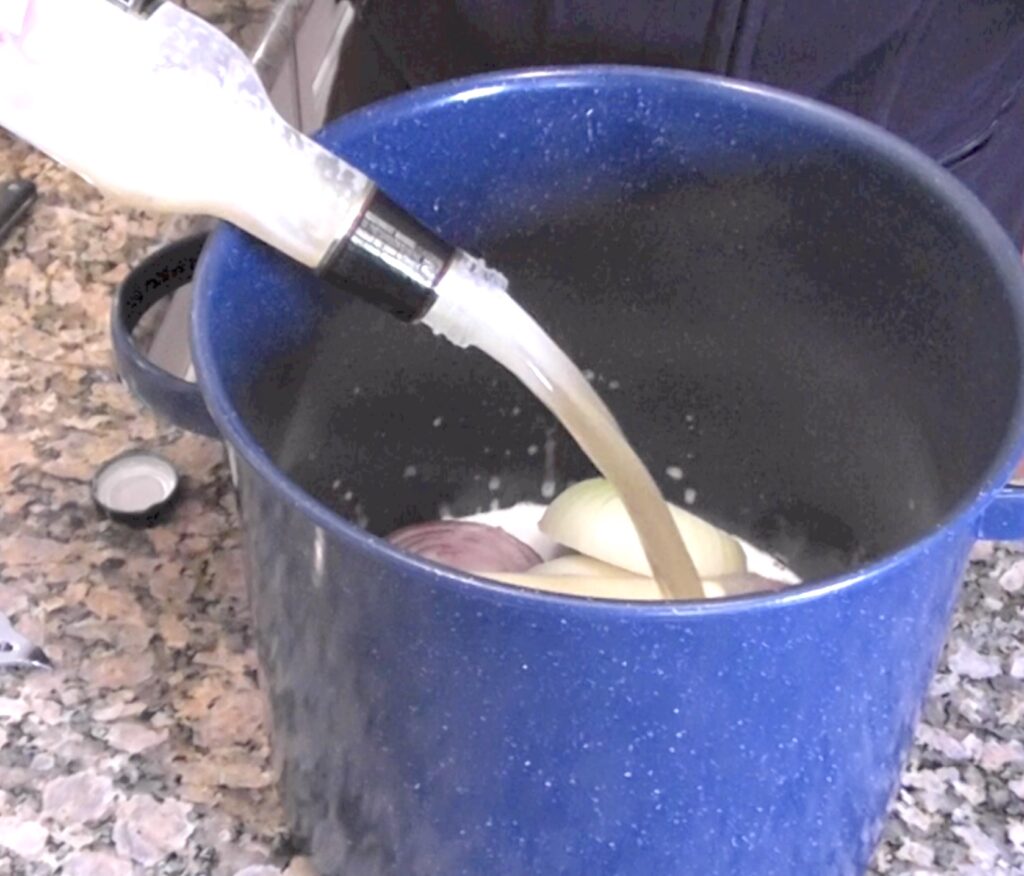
[
  {"xmin": 0, "ymin": 610, "xmax": 52, "ymax": 671},
  {"xmin": 91, "ymin": 450, "xmax": 180, "ymax": 527}
]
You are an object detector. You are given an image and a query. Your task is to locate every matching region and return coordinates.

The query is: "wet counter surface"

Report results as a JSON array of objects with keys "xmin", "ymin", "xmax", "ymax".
[{"xmin": 1, "ymin": 3, "xmax": 1023, "ymax": 874}]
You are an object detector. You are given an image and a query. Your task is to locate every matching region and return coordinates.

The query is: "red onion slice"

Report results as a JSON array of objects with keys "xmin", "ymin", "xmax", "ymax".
[{"xmin": 387, "ymin": 520, "xmax": 541, "ymax": 574}]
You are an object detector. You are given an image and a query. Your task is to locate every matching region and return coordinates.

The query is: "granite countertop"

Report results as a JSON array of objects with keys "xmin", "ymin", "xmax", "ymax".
[{"xmin": 1, "ymin": 3, "xmax": 1024, "ymax": 875}]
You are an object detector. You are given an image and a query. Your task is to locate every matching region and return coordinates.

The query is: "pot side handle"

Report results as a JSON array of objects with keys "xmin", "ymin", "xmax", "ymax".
[
  {"xmin": 110, "ymin": 233, "xmax": 220, "ymax": 438},
  {"xmin": 975, "ymin": 484, "xmax": 1024, "ymax": 540}
]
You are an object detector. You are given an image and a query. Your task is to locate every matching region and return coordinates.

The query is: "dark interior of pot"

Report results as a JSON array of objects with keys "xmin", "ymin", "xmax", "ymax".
[{"xmin": 224, "ymin": 76, "xmax": 1024, "ymax": 582}]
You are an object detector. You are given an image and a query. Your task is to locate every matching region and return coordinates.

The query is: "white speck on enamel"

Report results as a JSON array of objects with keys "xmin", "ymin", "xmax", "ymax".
[
  {"xmin": 403, "ymin": 465, "xmax": 418, "ymax": 478},
  {"xmin": 666, "ymin": 466, "xmax": 683, "ymax": 481},
  {"xmin": 432, "ymin": 416, "xmax": 443, "ymax": 427},
  {"xmin": 488, "ymin": 476, "xmax": 501, "ymax": 491},
  {"xmin": 527, "ymin": 445, "xmax": 539, "ymax": 456},
  {"xmin": 684, "ymin": 488, "xmax": 697, "ymax": 505}
]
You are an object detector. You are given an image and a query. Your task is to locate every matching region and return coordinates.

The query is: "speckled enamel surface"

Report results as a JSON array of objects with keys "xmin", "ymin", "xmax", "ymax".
[{"xmin": 197, "ymin": 65, "xmax": 1024, "ymax": 875}]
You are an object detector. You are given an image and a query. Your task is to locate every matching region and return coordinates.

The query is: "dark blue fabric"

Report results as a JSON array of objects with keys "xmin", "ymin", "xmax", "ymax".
[{"xmin": 356, "ymin": 0, "xmax": 1024, "ymax": 246}]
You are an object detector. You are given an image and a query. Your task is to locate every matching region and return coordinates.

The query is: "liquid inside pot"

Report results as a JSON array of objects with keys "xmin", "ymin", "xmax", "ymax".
[{"xmin": 238, "ymin": 160, "xmax": 1003, "ymax": 584}]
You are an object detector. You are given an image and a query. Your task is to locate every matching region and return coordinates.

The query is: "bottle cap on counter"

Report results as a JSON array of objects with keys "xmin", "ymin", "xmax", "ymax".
[{"xmin": 91, "ymin": 450, "xmax": 181, "ymax": 527}]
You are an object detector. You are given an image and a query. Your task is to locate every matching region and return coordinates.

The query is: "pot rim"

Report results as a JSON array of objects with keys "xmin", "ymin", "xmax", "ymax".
[{"xmin": 192, "ymin": 64, "xmax": 1024, "ymax": 617}]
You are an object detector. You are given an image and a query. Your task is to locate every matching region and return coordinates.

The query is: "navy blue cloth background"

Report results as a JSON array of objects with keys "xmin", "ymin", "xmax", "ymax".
[{"xmin": 349, "ymin": 0, "xmax": 1024, "ymax": 248}]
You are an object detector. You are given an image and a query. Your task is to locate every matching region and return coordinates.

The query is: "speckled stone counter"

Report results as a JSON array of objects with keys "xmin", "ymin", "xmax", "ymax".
[{"xmin": 1, "ymin": 5, "xmax": 1023, "ymax": 875}]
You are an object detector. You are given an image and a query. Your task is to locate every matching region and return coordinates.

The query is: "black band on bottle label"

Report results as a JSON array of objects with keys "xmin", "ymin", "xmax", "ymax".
[{"xmin": 319, "ymin": 191, "xmax": 454, "ymax": 322}]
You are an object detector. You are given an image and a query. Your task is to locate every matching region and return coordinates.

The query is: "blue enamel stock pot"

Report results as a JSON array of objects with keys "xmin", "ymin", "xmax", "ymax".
[{"xmin": 112, "ymin": 68, "xmax": 1024, "ymax": 875}]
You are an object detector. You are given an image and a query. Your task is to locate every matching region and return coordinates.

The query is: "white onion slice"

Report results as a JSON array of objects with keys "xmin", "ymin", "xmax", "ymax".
[
  {"xmin": 529, "ymin": 554, "xmax": 642, "ymax": 577},
  {"xmin": 740, "ymin": 541, "xmax": 801, "ymax": 585},
  {"xmin": 486, "ymin": 570, "xmax": 784, "ymax": 601},
  {"xmin": 703, "ymin": 572, "xmax": 788, "ymax": 598},
  {"xmin": 539, "ymin": 478, "xmax": 747, "ymax": 579},
  {"xmin": 487, "ymin": 572, "xmax": 663, "ymax": 600}
]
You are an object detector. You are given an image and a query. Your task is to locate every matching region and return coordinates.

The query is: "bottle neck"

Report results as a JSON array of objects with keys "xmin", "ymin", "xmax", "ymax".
[{"xmin": 318, "ymin": 190, "xmax": 455, "ymax": 322}]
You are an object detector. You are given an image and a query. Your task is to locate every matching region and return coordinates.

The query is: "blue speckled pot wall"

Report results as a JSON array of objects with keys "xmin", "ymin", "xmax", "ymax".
[
  {"xmin": 185, "ymin": 69, "xmax": 1024, "ymax": 875},
  {"xmin": 235, "ymin": 472, "xmax": 975, "ymax": 875}
]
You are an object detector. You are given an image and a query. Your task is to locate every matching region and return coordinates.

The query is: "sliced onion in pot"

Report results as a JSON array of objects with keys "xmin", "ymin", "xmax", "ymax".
[
  {"xmin": 488, "ymin": 569, "xmax": 786, "ymax": 601},
  {"xmin": 487, "ymin": 572, "xmax": 663, "ymax": 600},
  {"xmin": 529, "ymin": 554, "xmax": 642, "ymax": 578},
  {"xmin": 387, "ymin": 520, "xmax": 541, "ymax": 574},
  {"xmin": 702, "ymin": 572, "xmax": 789, "ymax": 598},
  {"xmin": 540, "ymin": 478, "xmax": 747, "ymax": 579}
]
